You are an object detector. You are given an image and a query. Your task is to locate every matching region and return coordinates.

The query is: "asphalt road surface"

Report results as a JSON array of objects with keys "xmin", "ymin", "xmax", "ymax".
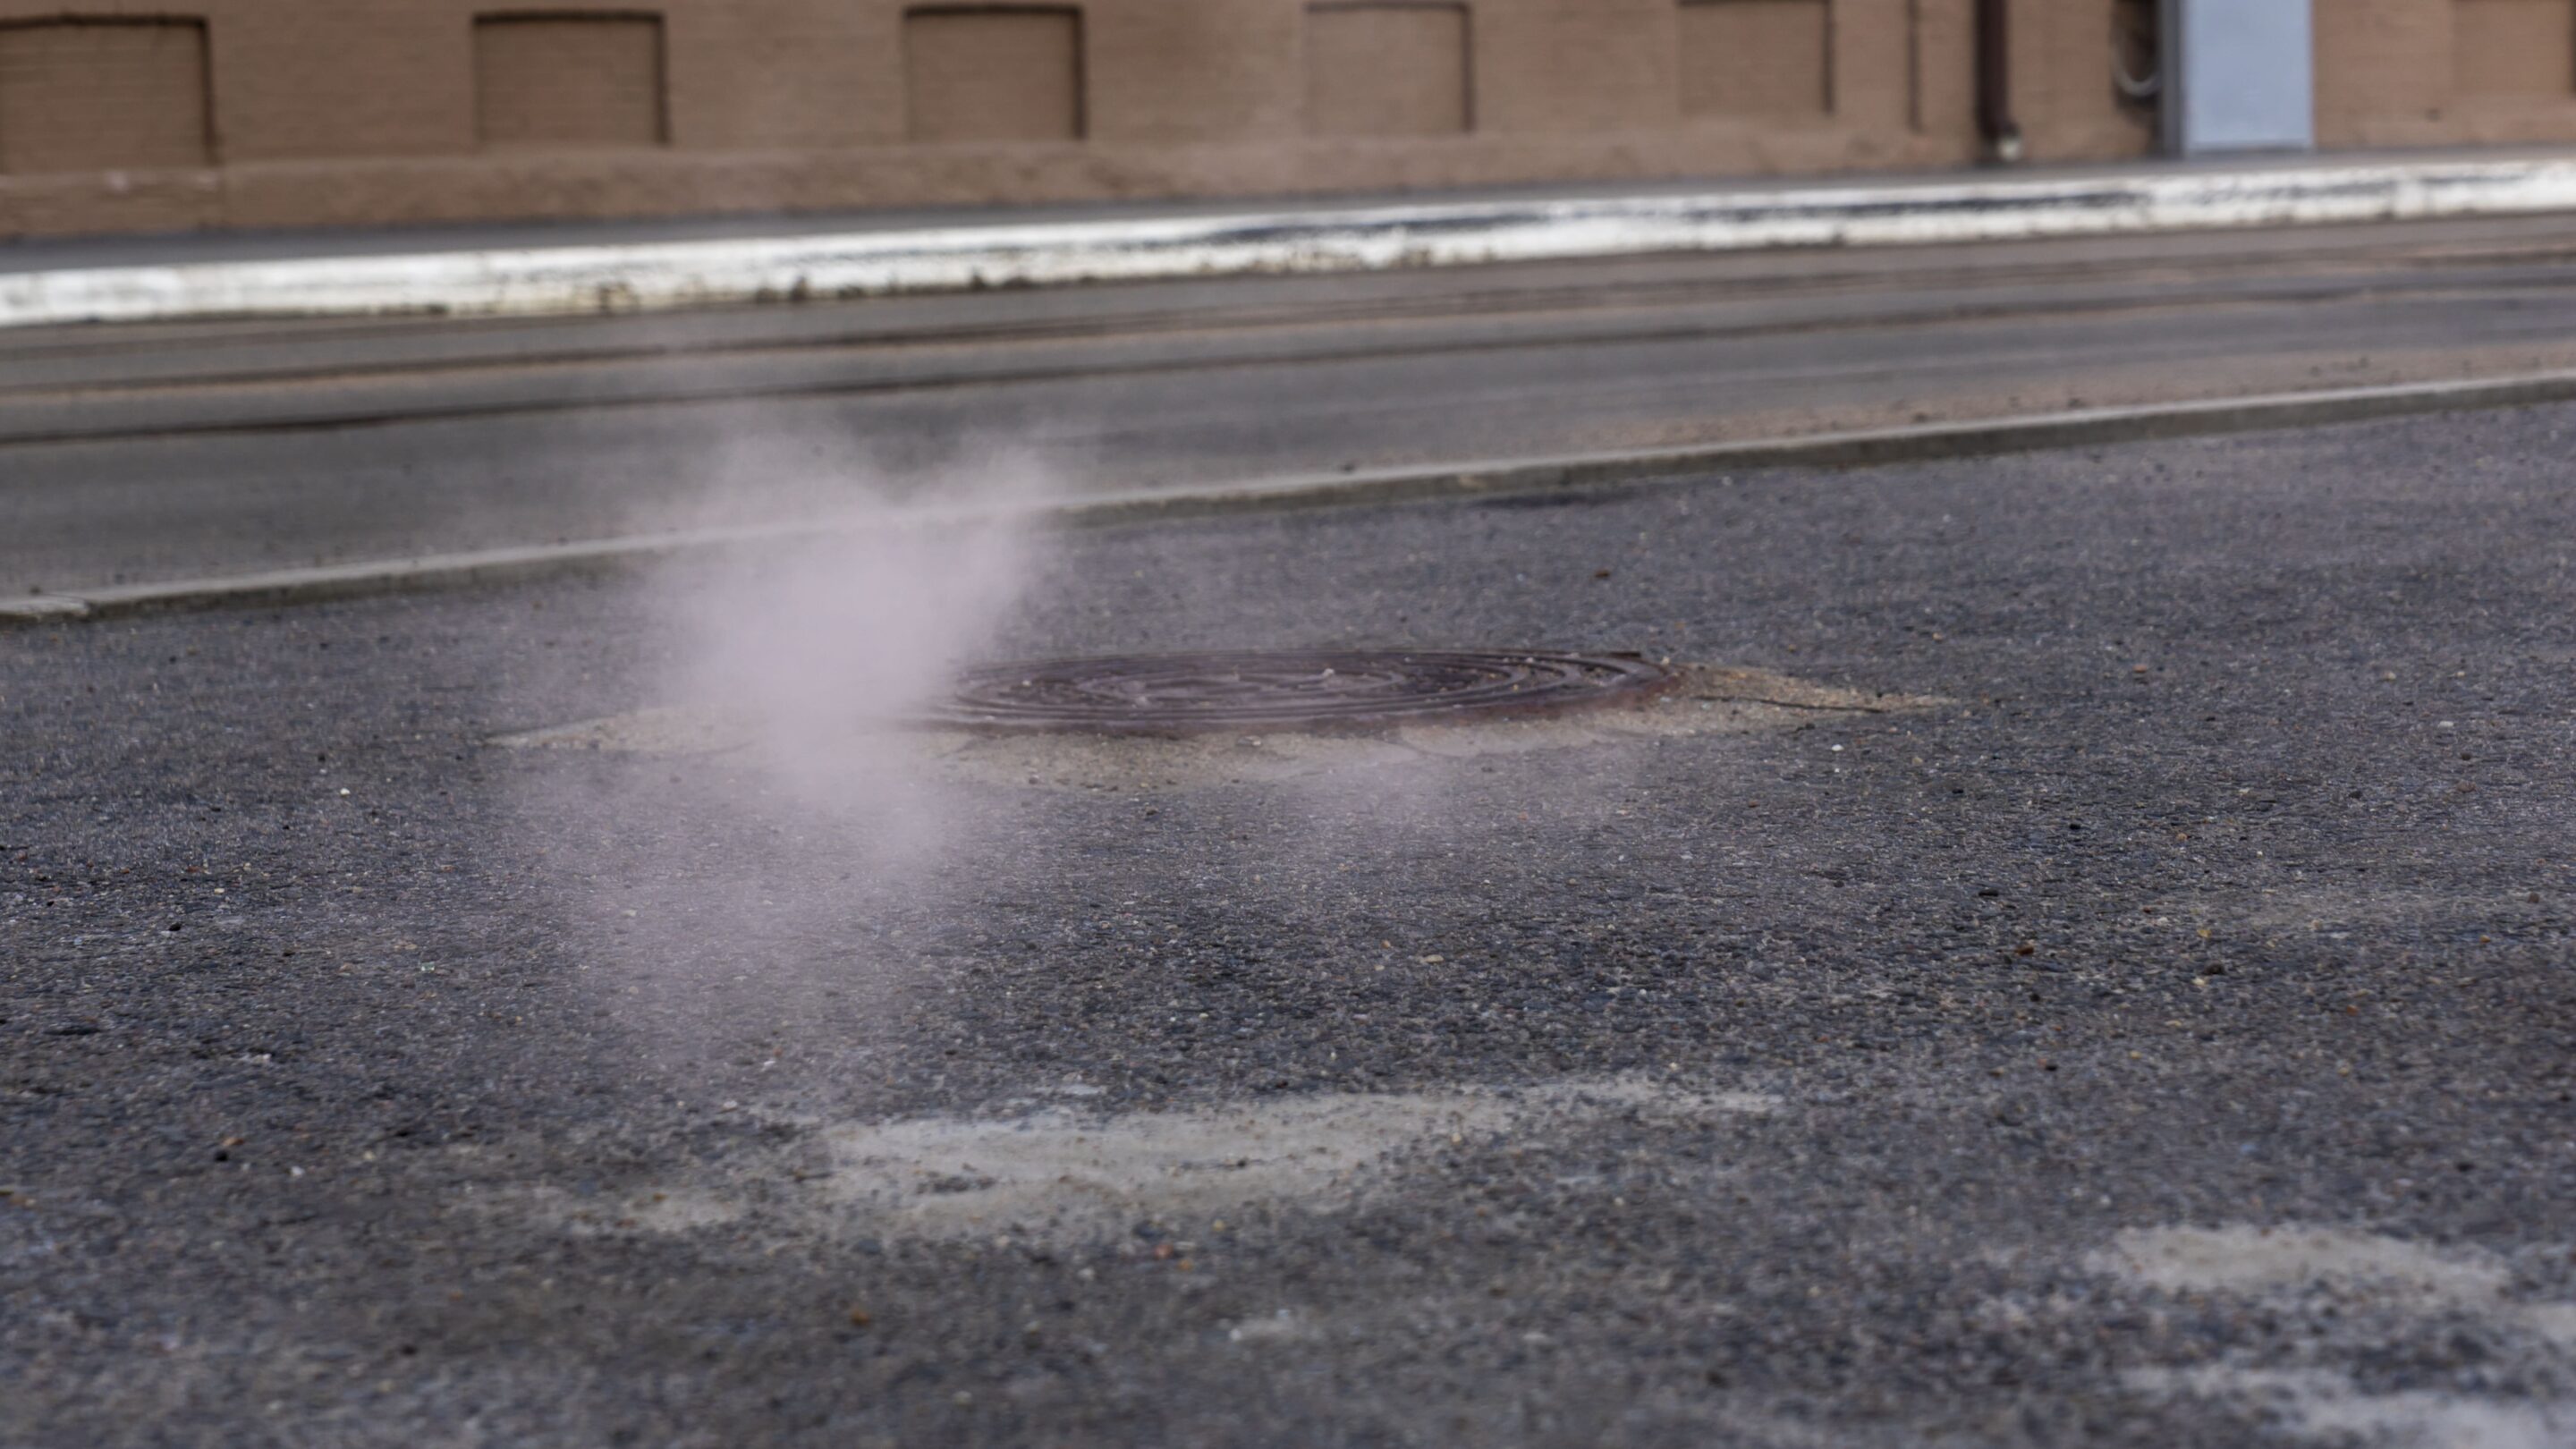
[
  {"xmin": 6, "ymin": 397, "xmax": 2574, "ymax": 1446},
  {"xmin": 15, "ymin": 213, "xmax": 2576, "ymax": 593}
]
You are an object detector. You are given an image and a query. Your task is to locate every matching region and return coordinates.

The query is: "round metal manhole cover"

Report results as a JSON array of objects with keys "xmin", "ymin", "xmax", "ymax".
[{"xmin": 925, "ymin": 649, "xmax": 1674, "ymax": 735}]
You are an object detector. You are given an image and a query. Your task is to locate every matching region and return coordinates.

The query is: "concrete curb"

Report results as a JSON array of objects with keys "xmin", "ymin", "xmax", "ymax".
[
  {"xmin": 11, "ymin": 366, "xmax": 2576, "ymax": 629},
  {"xmin": 11, "ymin": 157, "xmax": 2576, "ymax": 329}
]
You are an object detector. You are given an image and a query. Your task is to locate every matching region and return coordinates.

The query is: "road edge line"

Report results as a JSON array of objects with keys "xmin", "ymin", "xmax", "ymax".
[{"xmin": 9, "ymin": 367, "xmax": 2574, "ymax": 629}]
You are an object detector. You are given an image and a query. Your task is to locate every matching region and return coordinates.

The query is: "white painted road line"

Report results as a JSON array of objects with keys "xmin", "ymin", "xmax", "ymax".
[{"xmin": 10, "ymin": 157, "xmax": 2576, "ymax": 330}]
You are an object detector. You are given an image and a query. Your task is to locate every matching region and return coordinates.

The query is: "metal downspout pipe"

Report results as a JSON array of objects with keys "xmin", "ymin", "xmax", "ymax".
[{"xmin": 1976, "ymin": 0, "xmax": 2023, "ymax": 162}]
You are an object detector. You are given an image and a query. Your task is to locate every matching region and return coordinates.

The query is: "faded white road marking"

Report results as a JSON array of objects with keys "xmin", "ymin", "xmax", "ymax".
[
  {"xmin": 2127, "ymin": 1368, "xmax": 2575, "ymax": 1449},
  {"xmin": 2092, "ymin": 1225, "xmax": 2512, "ymax": 1306},
  {"xmin": 816, "ymin": 1077, "xmax": 1775, "ymax": 1237},
  {"xmin": 2089, "ymin": 1225, "xmax": 2576, "ymax": 1445},
  {"xmin": 512, "ymin": 1077, "xmax": 1777, "ymax": 1244},
  {"xmin": 2091, "ymin": 1224, "xmax": 2575, "ymax": 1345}
]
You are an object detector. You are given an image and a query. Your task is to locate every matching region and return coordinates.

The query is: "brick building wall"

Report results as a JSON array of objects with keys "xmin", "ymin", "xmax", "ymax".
[{"xmin": 0, "ymin": 0, "xmax": 2569, "ymax": 239}]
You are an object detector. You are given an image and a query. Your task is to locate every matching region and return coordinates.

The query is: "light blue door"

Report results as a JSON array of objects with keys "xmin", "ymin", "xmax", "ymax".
[{"xmin": 2161, "ymin": 0, "xmax": 2316, "ymax": 156}]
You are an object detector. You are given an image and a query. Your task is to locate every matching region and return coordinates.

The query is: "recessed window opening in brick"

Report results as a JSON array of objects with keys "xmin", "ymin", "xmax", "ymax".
[
  {"xmin": 1304, "ymin": 3, "xmax": 1471, "ymax": 136},
  {"xmin": 903, "ymin": 6, "xmax": 1085, "ymax": 143},
  {"xmin": 474, "ymin": 13, "xmax": 668, "ymax": 151},
  {"xmin": 1902, "ymin": 0, "xmax": 1973, "ymax": 139},
  {"xmin": 0, "ymin": 18, "xmax": 212, "ymax": 174},
  {"xmin": 2453, "ymin": 0, "xmax": 2576, "ymax": 97},
  {"xmin": 1680, "ymin": 0, "xmax": 1833, "ymax": 120}
]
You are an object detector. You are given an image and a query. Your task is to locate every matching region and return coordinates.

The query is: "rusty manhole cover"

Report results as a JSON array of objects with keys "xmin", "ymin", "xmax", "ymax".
[{"xmin": 924, "ymin": 649, "xmax": 1674, "ymax": 735}]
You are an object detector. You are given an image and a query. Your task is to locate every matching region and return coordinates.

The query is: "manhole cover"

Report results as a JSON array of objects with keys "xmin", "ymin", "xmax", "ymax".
[{"xmin": 925, "ymin": 649, "xmax": 1673, "ymax": 735}]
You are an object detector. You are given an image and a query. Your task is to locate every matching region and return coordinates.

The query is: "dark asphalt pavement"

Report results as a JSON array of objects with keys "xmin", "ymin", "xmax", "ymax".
[
  {"xmin": 5, "ymin": 401, "xmax": 2574, "ymax": 1445},
  {"xmin": 15, "ymin": 213, "xmax": 2576, "ymax": 594}
]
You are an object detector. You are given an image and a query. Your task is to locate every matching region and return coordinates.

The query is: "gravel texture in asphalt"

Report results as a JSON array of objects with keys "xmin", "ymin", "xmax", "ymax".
[{"xmin": 4, "ymin": 403, "xmax": 2574, "ymax": 1446}]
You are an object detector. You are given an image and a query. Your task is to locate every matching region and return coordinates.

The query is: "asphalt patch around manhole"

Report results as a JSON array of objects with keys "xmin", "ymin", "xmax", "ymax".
[{"xmin": 491, "ymin": 662, "xmax": 1939, "ymax": 792}]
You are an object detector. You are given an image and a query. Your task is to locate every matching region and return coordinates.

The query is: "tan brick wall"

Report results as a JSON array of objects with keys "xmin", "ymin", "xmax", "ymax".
[
  {"xmin": 1477, "ymin": 0, "xmax": 1673, "ymax": 134},
  {"xmin": 1997, "ymin": 0, "xmax": 2151, "ymax": 161},
  {"xmin": 904, "ymin": 8, "xmax": 1086, "ymax": 143},
  {"xmin": 474, "ymin": 14, "xmax": 668, "ymax": 150},
  {"xmin": 1909, "ymin": 0, "xmax": 1979, "ymax": 139},
  {"xmin": 1679, "ymin": 1, "xmax": 1833, "ymax": 122},
  {"xmin": 1305, "ymin": 4, "xmax": 1471, "ymax": 136},
  {"xmin": 2317, "ymin": 0, "xmax": 2576, "ymax": 145},
  {"xmin": 0, "ymin": 0, "xmax": 2568, "ymax": 240},
  {"xmin": 0, "ymin": 20, "xmax": 212, "ymax": 174},
  {"xmin": 2452, "ymin": 0, "xmax": 2575, "ymax": 99}
]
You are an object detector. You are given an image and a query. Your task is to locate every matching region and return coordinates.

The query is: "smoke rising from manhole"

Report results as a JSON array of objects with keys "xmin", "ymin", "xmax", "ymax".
[
  {"xmin": 495, "ymin": 450, "xmax": 1934, "ymax": 1100},
  {"xmin": 501, "ymin": 450, "xmax": 1059, "ymax": 1089}
]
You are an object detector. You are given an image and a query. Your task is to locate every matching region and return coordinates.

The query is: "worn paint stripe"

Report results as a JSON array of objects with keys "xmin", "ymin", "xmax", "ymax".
[{"xmin": 8, "ymin": 157, "xmax": 2576, "ymax": 329}]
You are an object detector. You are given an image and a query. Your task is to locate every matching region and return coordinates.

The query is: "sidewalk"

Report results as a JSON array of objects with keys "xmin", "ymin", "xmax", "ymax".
[{"xmin": 6, "ymin": 149, "xmax": 2576, "ymax": 331}]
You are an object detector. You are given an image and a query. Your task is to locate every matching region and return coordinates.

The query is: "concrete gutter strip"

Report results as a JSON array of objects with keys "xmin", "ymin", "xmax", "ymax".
[
  {"xmin": 10, "ymin": 157, "xmax": 2576, "ymax": 328},
  {"xmin": 12, "ymin": 365, "xmax": 2576, "ymax": 628}
]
